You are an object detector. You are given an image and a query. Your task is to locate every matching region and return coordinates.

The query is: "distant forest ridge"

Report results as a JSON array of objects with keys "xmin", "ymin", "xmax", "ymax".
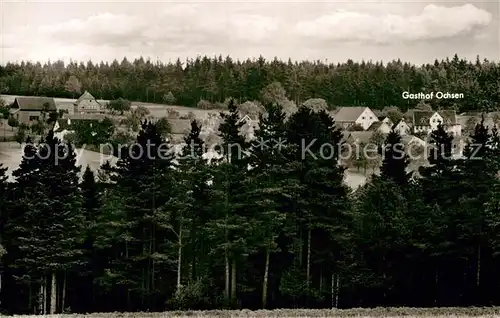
[{"xmin": 0, "ymin": 54, "xmax": 498, "ymax": 112}]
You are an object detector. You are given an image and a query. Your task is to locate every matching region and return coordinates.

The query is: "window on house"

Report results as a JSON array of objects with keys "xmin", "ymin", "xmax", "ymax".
[
  {"xmin": 369, "ymin": 116, "xmax": 373, "ymax": 119},
  {"xmin": 29, "ymin": 116, "xmax": 39, "ymax": 121},
  {"xmin": 362, "ymin": 116, "xmax": 365, "ymax": 119}
]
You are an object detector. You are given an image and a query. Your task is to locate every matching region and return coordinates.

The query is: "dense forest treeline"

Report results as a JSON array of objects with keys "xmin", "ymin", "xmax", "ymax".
[
  {"xmin": 0, "ymin": 54, "xmax": 499, "ymax": 112},
  {"xmin": 2, "ymin": 100, "xmax": 500, "ymax": 314}
]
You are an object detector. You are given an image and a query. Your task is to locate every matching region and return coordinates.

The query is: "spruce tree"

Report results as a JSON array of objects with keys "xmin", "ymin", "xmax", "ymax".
[
  {"xmin": 6, "ymin": 131, "xmax": 85, "ymax": 314},
  {"xmin": 0, "ymin": 163, "xmax": 8, "ymax": 311},
  {"xmin": 207, "ymin": 98, "xmax": 252, "ymax": 307},
  {"xmin": 456, "ymin": 118, "xmax": 495, "ymax": 300},
  {"xmin": 94, "ymin": 120, "xmax": 176, "ymax": 311},
  {"xmin": 354, "ymin": 177, "xmax": 410, "ymax": 303},
  {"xmin": 247, "ymin": 103, "xmax": 290, "ymax": 308},
  {"xmin": 171, "ymin": 120, "xmax": 211, "ymax": 299},
  {"xmin": 380, "ymin": 129, "xmax": 410, "ymax": 187},
  {"xmin": 284, "ymin": 106, "xmax": 351, "ymax": 306},
  {"xmin": 79, "ymin": 166, "xmax": 100, "ymax": 309}
]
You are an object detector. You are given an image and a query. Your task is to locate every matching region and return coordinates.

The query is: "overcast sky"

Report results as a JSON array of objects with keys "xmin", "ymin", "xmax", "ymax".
[{"xmin": 0, "ymin": 0, "xmax": 498, "ymax": 65}]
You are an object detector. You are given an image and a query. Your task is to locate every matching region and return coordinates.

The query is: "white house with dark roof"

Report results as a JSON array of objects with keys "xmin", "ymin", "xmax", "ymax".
[
  {"xmin": 237, "ymin": 113, "xmax": 259, "ymax": 141},
  {"xmin": 334, "ymin": 107, "xmax": 378, "ymax": 130},
  {"xmin": 368, "ymin": 121, "xmax": 392, "ymax": 134},
  {"xmin": 74, "ymin": 91, "xmax": 102, "ymax": 114},
  {"xmin": 53, "ymin": 118, "xmax": 100, "ymax": 141},
  {"xmin": 408, "ymin": 109, "xmax": 461, "ymax": 136},
  {"xmin": 393, "ymin": 118, "xmax": 411, "ymax": 136},
  {"xmin": 381, "ymin": 117, "xmax": 394, "ymax": 127}
]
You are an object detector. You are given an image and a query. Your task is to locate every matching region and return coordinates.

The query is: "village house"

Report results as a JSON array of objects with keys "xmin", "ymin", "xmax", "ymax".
[
  {"xmin": 74, "ymin": 91, "xmax": 102, "ymax": 114},
  {"xmin": 393, "ymin": 118, "xmax": 412, "ymax": 136},
  {"xmin": 237, "ymin": 114, "xmax": 259, "ymax": 141},
  {"xmin": 368, "ymin": 121, "xmax": 392, "ymax": 134},
  {"xmin": 409, "ymin": 110, "xmax": 461, "ymax": 136},
  {"xmin": 53, "ymin": 117, "xmax": 100, "ymax": 141},
  {"xmin": 381, "ymin": 117, "xmax": 394, "ymax": 127},
  {"xmin": 9, "ymin": 97, "xmax": 57, "ymax": 125},
  {"xmin": 334, "ymin": 107, "xmax": 378, "ymax": 130}
]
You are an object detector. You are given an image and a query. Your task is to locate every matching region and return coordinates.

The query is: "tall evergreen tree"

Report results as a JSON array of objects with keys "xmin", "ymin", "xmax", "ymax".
[
  {"xmin": 6, "ymin": 131, "xmax": 84, "ymax": 314},
  {"xmin": 94, "ymin": 120, "xmax": 176, "ymax": 311},
  {"xmin": 207, "ymin": 99, "xmax": 253, "ymax": 307},
  {"xmin": 169, "ymin": 119, "xmax": 213, "ymax": 308},
  {"xmin": 247, "ymin": 103, "xmax": 290, "ymax": 308},
  {"xmin": 0, "ymin": 163, "xmax": 8, "ymax": 312},
  {"xmin": 78, "ymin": 166, "xmax": 100, "ymax": 311},
  {"xmin": 380, "ymin": 129, "xmax": 410, "ymax": 187},
  {"xmin": 283, "ymin": 106, "xmax": 351, "ymax": 307}
]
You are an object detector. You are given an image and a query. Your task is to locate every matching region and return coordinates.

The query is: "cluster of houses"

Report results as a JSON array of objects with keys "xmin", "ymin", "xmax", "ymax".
[
  {"xmin": 8, "ymin": 91, "xmax": 106, "ymax": 140},
  {"xmin": 5, "ymin": 93, "xmax": 467, "ymax": 157},
  {"xmin": 333, "ymin": 106, "xmax": 464, "ymax": 155}
]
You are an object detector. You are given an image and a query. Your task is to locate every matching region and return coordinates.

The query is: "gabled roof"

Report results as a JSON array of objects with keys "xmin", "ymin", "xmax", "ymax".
[
  {"xmin": 334, "ymin": 107, "xmax": 368, "ymax": 122},
  {"xmin": 368, "ymin": 121, "xmax": 391, "ymax": 131},
  {"xmin": 12, "ymin": 97, "xmax": 56, "ymax": 111},
  {"xmin": 412, "ymin": 111, "xmax": 435, "ymax": 126},
  {"xmin": 237, "ymin": 114, "xmax": 258, "ymax": 123},
  {"xmin": 437, "ymin": 110, "xmax": 457, "ymax": 125},
  {"xmin": 381, "ymin": 117, "xmax": 393, "ymax": 124},
  {"xmin": 393, "ymin": 118, "xmax": 410, "ymax": 128},
  {"xmin": 368, "ymin": 122, "xmax": 383, "ymax": 131},
  {"xmin": 75, "ymin": 91, "xmax": 99, "ymax": 105},
  {"xmin": 53, "ymin": 118, "xmax": 100, "ymax": 132}
]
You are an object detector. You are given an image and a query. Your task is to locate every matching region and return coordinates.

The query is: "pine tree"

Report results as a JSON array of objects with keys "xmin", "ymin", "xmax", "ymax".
[
  {"xmin": 380, "ymin": 129, "xmax": 410, "ymax": 187},
  {"xmin": 457, "ymin": 118, "xmax": 496, "ymax": 299},
  {"xmin": 247, "ymin": 103, "xmax": 290, "ymax": 308},
  {"xmin": 170, "ymin": 120, "xmax": 211, "ymax": 302},
  {"xmin": 94, "ymin": 120, "xmax": 176, "ymax": 311},
  {"xmin": 207, "ymin": 99, "xmax": 252, "ymax": 307},
  {"xmin": 284, "ymin": 106, "xmax": 351, "ymax": 306},
  {"xmin": 0, "ymin": 163, "xmax": 8, "ymax": 310},
  {"xmin": 354, "ymin": 177, "xmax": 410, "ymax": 303},
  {"xmin": 79, "ymin": 166, "xmax": 100, "ymax": 310},
  {"xmin": 6, "ymin": 131, "xmax": 85, "ymax": 314}
]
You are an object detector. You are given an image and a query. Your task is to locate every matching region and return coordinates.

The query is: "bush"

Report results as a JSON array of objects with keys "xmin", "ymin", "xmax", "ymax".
[
  {"xmin": 187, "ymin": 111, "xmax": 196, "ymax": 121},
  {"xmin": 302, "ymin": 98, "xmax": 329, "ymax": 112},
  {"xmin": 63, "ymin": 132, "xmax": 76, "ymax": 145},
  {"xmin": 111, "ymin": 131, "xmax": 135, "ymax": 145},
  {"xmin": 166, "ymin": 280, "xmax": 214, "ymax": 311},
  {"xmin": 197, "ymin": 100, "xmax": 213, "ymax": 110},
  {"xmin": 167, "ymin": 108, "xmax": 180, "ymax": 119},
  {"xmin": 7, "ymin": 116, "xmax": 18, "ymax": 129},
  {"xmin": 107, "ymin": 98, "xmax": 131, "ymax": 114}
]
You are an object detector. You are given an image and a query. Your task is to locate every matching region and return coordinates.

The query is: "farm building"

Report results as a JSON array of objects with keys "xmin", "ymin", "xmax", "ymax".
[
  {"xmin": 333, "ymin": 107, "xmax": 378, "ymax": 130},
  {"xmin": 9, "ymin": 96, "xmax": 56, "ymax": 125},
  {"xmin": 53, "ymin": 118, "xmax": 100, "ymax": 141},
  {"xmin": 74, "ymin": 91, "xmax": 102, "ymax": 114},
  {"xmin": 368, "ymin": 121, "xmax": 391, "ymax": 134}
]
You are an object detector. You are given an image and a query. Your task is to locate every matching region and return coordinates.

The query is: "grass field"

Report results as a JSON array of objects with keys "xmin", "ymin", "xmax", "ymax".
[{"xmin": 9, "ymin": 307, "xmax": 500, "ymax": 317}]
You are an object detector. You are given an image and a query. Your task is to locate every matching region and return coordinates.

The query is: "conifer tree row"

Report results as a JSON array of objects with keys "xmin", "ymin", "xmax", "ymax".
[
  {"xmin": 0, "ymin": 54, "xmax": 499, "ymax": 112},
  {"xmin": 3, "ymin": 102, "xmax": 500, "ymax": 313}
]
